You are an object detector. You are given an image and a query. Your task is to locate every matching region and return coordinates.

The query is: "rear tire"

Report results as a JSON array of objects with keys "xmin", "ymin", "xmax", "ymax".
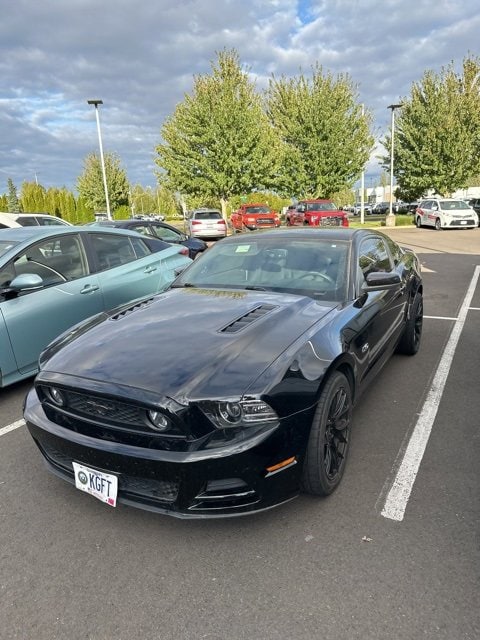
[
  {"xmin": 415, "ymin": 216, "xmax": 422, "ymax": 228},
  {"xmin": 302, "ymin": 372, "xmax": 352, "ymax": 496},
  {"xmin": 396, "ymin": 292, "xmax": 423, "ymax": 355},
  {"xmin": 435, "ymin": 218, "xmax": 442, "ymax": 230}
]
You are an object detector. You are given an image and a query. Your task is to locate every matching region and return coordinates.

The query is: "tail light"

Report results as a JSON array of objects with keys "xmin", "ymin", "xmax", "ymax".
[{"xmin": 191, "ymin": 220, "xmax": 201, "ymax": 225}]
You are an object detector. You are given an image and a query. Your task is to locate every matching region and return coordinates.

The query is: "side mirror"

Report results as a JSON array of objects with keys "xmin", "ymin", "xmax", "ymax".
[
  {"xmin": 1, "ymin": 273, "xmax": 43, "ymax": 297},
  {"xmin": 9, "ymin": 273, "xmax": 44, "ymax": 291},
  {"xmin": 364, "ymin": 271, "xmax": 401, "ymax": 290}
]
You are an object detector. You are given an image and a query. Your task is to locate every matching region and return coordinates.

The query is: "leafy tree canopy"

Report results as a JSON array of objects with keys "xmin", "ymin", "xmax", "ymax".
[
  {"xmin": 155, "ymin": 49, "xmax": 281, "ymax": 217},
  {"xmin": 77, "ymin": 152, "xmax": 130, "ymax": 212},
  {"xmin": 382, "ymin": 55, "xmax": 480, "ymax": 198},
  {"xmin": 266, "ymin": 64, "xmax": 374, "ymax": 199}
]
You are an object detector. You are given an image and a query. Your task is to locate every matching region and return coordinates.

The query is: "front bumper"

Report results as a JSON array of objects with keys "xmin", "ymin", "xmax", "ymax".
[{"xmin": 24, "ymin": 387, "xmax": 307, "ymax": 518}]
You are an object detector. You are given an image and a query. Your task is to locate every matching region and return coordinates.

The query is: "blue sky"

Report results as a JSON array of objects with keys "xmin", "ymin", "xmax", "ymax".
[{"xmin": 1, "ymin": 0, "xmax": 479, "ymax": 193}]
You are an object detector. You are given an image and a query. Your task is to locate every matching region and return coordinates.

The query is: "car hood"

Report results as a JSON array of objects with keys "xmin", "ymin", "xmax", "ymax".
[{"xmin": 40, "ymin": 288, "xmax": 336, "ymax": 400}]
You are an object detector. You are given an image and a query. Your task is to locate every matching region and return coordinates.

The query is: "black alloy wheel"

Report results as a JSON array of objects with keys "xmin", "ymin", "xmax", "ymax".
[
  {"xmin": 302, "ymin": 371, "xmax": 352, "ymax": 496},
  {"xmin": 396, "ymin": 293, "xmax": 423, "ymax": 355}
]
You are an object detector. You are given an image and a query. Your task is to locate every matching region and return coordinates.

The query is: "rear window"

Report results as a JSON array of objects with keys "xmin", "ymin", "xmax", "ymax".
[{"xmin": 193, "ymin": 211, "xmax": 222, "ymax": 220}]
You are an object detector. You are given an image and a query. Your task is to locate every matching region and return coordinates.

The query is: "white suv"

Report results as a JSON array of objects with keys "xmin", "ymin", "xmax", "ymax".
[
  {"xmin": 414, "ymin": 199, "xmax": 478, "ymax": 230},
  {"xmin": 189, "ymin": 209, "xmax": 227, "ymax": 239}
]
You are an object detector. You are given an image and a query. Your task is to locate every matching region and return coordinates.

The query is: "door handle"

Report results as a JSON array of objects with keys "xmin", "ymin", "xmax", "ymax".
[
  {"xmin": 144, "ymin": 266, "xmax": 158, "ymax": 274},
  {"xmin": 80, "ymin": 284, "xmax": 100, "ymax": 294}
]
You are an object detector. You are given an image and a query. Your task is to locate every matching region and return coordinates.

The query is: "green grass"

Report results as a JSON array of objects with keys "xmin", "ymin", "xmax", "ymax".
[{"xmin": 349, "ymin": 214, "xmax": 415, "ymax": 228}]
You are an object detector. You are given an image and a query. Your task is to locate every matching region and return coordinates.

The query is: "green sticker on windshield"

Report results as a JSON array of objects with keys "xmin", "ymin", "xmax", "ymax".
[{"xmin": 235, "ymin": 245, "xmax": 251, "ymax": 253}]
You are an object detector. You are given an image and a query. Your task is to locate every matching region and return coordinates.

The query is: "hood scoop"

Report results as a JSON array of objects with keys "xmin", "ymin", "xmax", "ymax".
[
  {"xmin": 220, "ymin": 304, "xmax": 278, "ymax": 334},
  {"xmin": 111, "ymin": 297, "xmax": 155, "ymax": 321}
]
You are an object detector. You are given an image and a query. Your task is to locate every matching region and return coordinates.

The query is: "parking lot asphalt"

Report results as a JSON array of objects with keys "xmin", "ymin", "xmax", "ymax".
[{"xmin": 1, "ymin": 227, "xmax": 479, "ymax": 640}]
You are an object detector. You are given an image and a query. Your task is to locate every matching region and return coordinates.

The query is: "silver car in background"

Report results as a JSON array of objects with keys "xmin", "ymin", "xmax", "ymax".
[{"xmin": 189, "ymin": 208, "xmax": 227, "ymax": 239}]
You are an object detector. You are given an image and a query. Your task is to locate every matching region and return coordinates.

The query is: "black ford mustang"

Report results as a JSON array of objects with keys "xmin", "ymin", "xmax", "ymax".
[{"xmin": 24, "ymin": 228, "xmax": 423, "ymax": 518}]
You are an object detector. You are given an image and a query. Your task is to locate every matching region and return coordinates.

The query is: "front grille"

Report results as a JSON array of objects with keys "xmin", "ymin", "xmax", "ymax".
[
  {"xmin": 256, "ymin": 218, "xmax": 275, "ymax": 225},
  {"xmin": 36, "ymin": 384, "xmax": 192, "ymax": 450},
  {"xmin": 319, "ymin": 216, "xmax": 343, "ymax": 226},
  {"xmin": 68, "ymin": 390, "xmax": 145, "ymax": 425}
]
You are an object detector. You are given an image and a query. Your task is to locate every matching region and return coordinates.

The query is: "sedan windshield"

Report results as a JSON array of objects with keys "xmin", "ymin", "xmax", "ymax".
[{"xmin": 173, "ymin": 237, "xmax": 349, "ymax": 301}]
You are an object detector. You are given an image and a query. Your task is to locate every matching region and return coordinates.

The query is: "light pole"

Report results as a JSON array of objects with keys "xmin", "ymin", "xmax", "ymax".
[
  {"xmin": 385, "ymin": 103, "xmax": 403, "ymax": 228},
  {"xmin": 87, "ymin": 99, "xmax": 111, "ymax": 220},
  {"xmin": 360, "ymin": 103, "xmax": 365, "ymax": 224}
]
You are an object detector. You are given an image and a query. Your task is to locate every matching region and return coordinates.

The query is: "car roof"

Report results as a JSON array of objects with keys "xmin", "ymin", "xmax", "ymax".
[{"xmin": 0, "ymin": 225, "xmax": 157, "ymax": 259}]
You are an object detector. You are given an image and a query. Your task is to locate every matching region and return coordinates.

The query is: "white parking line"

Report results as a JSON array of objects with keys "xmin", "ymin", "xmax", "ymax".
[
  {"xmin": 0, "ymin": 419, "xmax": 26, "ymax": 437},
  {"xmin": 381, "ymin": 265, "xmax": 480, "ymax": 521}
]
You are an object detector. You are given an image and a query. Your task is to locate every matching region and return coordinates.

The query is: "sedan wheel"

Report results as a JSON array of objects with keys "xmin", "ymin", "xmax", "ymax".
[
  {"xmin": 415, "ymin": 216, "xmax": 422, "ymax": 228},
  {"xmin": 435, "ymin": 218, "xmax": 442, "ymax": 230},
  {"xmin": 396, "ymin": 292, "xmax": 423, "ymax": 355},
  {"xmin": 302, "ymin": 371, "xmax": 352, "ymax": 496}
]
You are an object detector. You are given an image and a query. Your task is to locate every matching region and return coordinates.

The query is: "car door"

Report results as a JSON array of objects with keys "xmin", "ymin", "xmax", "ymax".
[
  {"xmin": 0, "ymin": 234, "xmax": 102, "ymax": 376},
  {"xmin": 352, "ymin": 235, "xmax": 408, "ymax": 381},
  {"xmin": 86, "ymin": 231, "xmax": 170, "ymax": 309}
]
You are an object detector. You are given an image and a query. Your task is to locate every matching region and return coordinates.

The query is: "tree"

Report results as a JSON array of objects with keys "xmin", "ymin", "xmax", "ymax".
[
  {"xmin": 7, "ymin": 178, "xmax": 21, "ymax": 212},
  {"xmin": 265, "ymin": 64, "xmax": 374, "ymax": 198},
  {"xmin": 382, "ymin": 56, "xmax": 480, "ymax": 198},
  {"xmin": 77, "ymin": 152, "xmax": 130, "ymax": 212},
  {"xmin": 20, "ymin": 181, "xmax": 47, "ymax": 212},
  {"xmin": 155, "ymin": 49, "xmax": 280, "ymax": 218}
]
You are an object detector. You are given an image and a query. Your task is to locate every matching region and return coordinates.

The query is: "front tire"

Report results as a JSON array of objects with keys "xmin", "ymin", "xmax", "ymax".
[
  {"xmin": 435, "ymin": 218, "xmax": 442, "ymax": 230},
  {"xmin": 396, "ymin": 292, "xmax": 423, "ymax": 355},
  {"xmin": 415, "ymin": 216, "xmax": 422, "ymax": 228},
  {"xmin": 302, "ymin": 372, "xmax": 352, "ymax": 496}
]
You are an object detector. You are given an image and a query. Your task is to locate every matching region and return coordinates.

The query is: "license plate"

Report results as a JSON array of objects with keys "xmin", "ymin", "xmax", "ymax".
[
  {"xmin": 72, "ymin": 462, "xmax": 118, "ymax": 507},
  {"xmin": 460, "ymin": 220, "xmax": 467, "ymax": 224}
]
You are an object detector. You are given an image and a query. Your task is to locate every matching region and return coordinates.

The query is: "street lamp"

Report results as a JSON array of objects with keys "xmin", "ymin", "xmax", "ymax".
[
  {"xmin": 87, "ymin": 99, "xmax": 111, "ymax": 220},
  {"xmin": 385, "ymin": 103, "xmax": 403, "ymax": 228}
]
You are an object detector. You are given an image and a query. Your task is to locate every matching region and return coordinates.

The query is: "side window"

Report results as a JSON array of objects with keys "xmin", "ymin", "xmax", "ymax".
[
  {"xmin": 9, "ymin": 235, "xmax": 88, "ymax": 287},
  {"xmin": 129, "ymin": 224, "xmax": 150, "ymax": 236},
  {"xmin": 358, "ymin": 237, "xmax": 393, "ymax": 283},
  {"xmin": 17, "ymin": 217, "xmax": 37, "ymax": 226},
  {"xmin": 130, "ymin": 236, "xmax": 151, "ymax": 258},
  {"xmin": 152, "ymin": 226, "xmax": 180, "ymax": 242},
  {"xmin": 89, "ymin": 233, "xmax": 137, "ymax": 270},
  {"xmin": 384, "ymin": 235, "xmax": 403, "ymax": 266}
]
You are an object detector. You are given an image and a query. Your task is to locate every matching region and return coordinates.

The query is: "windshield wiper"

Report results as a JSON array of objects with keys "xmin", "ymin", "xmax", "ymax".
[
  {"xmin": 245, "ymin": 285, "xmax": 268, "ymax": 291},
  {"xmin": 171, "ymin": 281, "xmax": 196, "ymax": 288}
]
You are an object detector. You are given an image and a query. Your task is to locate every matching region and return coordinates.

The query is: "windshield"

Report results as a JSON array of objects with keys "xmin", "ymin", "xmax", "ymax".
[
  {"xmin": 173, "ymin": 236, "xmax": 349, "ymax": 301},
  {"xmin": 439, "ymin": 200, "xmax": 470, "ymax": 210},
  {"xmin": 305, "ymin": 202, "xmax": 337, "ymax": 212},
  {"xmin": 0, "ymin": 240, "xmax": 19, "ymax": 259},
  {"xmin": 194, "ymin": 211, "xmax": 222, "ymax": 220},
  {"xmin": 245, "ymin": 206, "xmax": 271, "ymax": 214}
]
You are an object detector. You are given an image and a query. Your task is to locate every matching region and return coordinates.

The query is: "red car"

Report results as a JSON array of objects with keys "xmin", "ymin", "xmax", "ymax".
[
  {"xmin": 230, "ymin": 203, "xmax": 281, "ymax": 232},
  {"xmin": 286, "ymin": 200, "xmax": 349, "ymax": 227}
]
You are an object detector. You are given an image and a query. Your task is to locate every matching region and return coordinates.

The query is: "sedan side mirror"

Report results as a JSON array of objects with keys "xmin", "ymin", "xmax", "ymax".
[{"xmin": 364, "ymin": 271, "xmax": 401, "ymax": 290}]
